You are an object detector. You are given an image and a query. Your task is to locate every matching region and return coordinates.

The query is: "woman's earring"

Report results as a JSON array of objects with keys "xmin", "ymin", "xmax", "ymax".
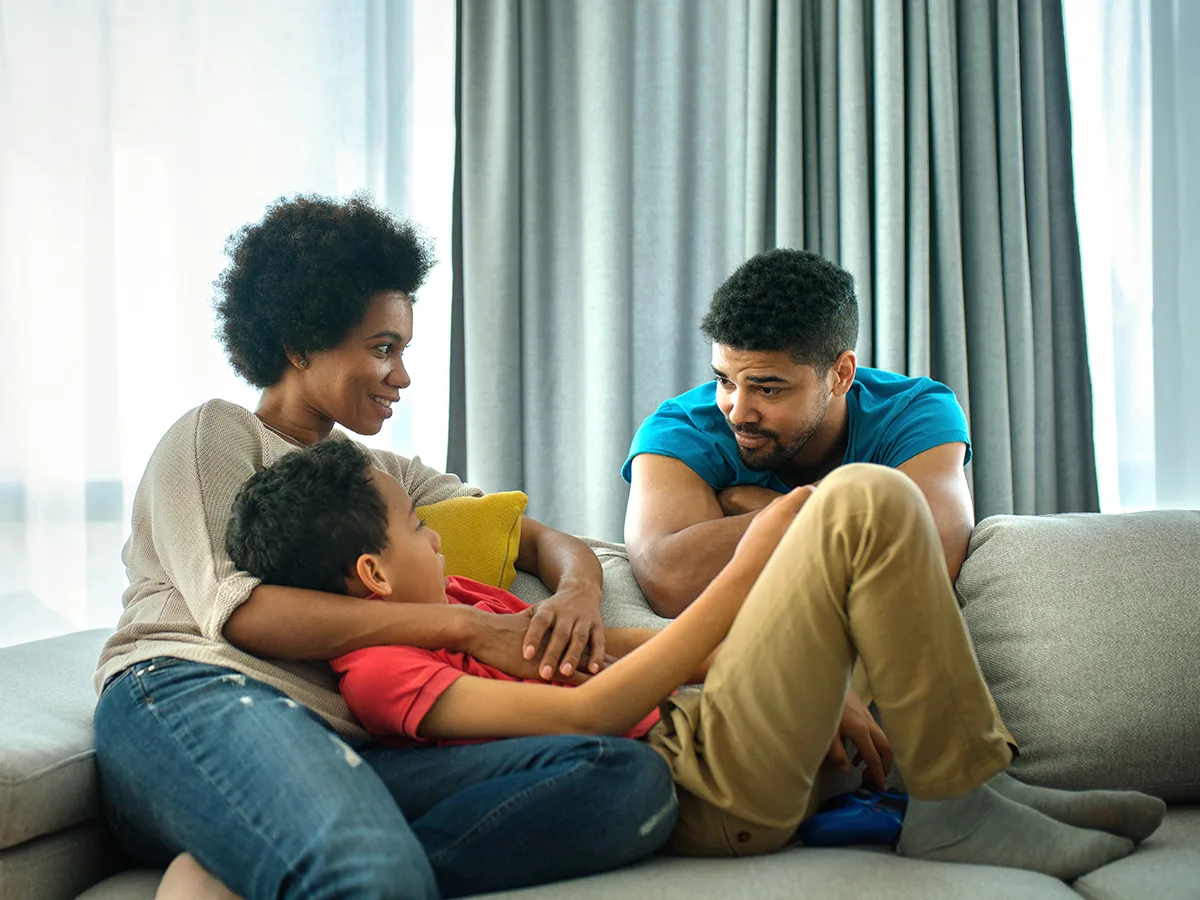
[{"xmin": 299, "ymin": 357, "xmax": 309, "ymax": 368}]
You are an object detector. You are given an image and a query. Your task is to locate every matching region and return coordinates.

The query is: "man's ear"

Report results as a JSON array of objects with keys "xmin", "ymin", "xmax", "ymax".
[
  {"xmin": 829, "ymin": 350, "xmax": 857, "ymax": 397},
  {"xmin": 354, "ymin": 554, "xmax": 393, "ymax": 598}
]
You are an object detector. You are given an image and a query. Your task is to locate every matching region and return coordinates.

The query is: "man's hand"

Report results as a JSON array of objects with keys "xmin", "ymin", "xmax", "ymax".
[
  {"xmin": 522, "ymin": 581, "xmax": 606, "ymax": 680},
  {"xmin": 827, "ymin": 689, "xmax": 893, "ymax": 790},
  {"xmin": 728, "ymin": 485, "xmax": 815, "ymax": 576},
  {"xmin": 716, "ymin": 484, "xmax": 783, "ymax": 517}
]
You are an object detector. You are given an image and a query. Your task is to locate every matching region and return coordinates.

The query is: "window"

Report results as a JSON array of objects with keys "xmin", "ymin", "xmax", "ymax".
[
  {"xmin": 0, "ymin": 0, "xmax": 456, "ymax": 646},
  {"xmin": 1063, "ymin": 0, "xmax": 1200, "ymax": 512}
]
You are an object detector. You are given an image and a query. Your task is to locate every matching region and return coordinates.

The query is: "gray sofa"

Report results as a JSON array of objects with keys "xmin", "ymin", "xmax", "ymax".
[{"xmin": 3, "ymin": 510, "xmax": 1199, "ymax": 900}]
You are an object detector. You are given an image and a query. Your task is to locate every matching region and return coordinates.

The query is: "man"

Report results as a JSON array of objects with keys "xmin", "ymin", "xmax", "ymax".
[{"xmin": 623, "ymin": 248, "xmax": 975, "ymax": 618}]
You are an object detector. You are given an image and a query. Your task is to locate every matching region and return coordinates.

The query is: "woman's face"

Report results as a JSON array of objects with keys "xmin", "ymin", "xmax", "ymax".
[{"xmin": 298, "ymin": 291, "xmax": 413, "ymax": 436}]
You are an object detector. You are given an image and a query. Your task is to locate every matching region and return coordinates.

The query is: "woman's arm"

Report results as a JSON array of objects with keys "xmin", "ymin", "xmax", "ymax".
[
  {"xmin": 515, "ymin": 515, "xmax": 606, "ymax": 679},
  {"xmin": 223, "ymin": 585, "xmax": 474, "ymax": 659},
  {"xmin": 420, "ymin": 487, "xmax": 813, "ymax": 741},
  {"xmin": 224, "ymin": 585, "xmax": 563, "ymax": 681}
]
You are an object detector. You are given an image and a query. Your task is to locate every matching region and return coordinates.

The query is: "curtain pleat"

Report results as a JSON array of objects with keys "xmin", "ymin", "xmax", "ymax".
[{"xmin": 454, "ymin": 0, "xmax": 1098, "ymax": 540}]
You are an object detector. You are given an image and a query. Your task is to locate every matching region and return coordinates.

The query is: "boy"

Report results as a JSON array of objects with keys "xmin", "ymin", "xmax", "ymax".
[{"xmin": 227, "ymin": 440, "xmax": 1162, "ymax": 878}]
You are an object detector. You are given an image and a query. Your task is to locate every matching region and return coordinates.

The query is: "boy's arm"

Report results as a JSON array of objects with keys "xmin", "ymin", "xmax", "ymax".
[
  {"xmin": 624, "ymin": 455, "xmax": 759, "ymax": 618},
  {"xmin": 420, "ymin": 606, "xmax": 742, "ymax": 741},
  {"xmin": 419, "ymin": 487, "xmax": 813, "ymax": 742},
  {"xmin": 604, "ymin": 627, "xmax": 716, "ymax": 685}
]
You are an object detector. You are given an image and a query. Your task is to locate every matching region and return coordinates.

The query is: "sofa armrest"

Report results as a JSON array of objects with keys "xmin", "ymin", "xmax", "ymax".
[{"xmin": 0, "ymin": 629, "xmax": 112, "ymax": 851}]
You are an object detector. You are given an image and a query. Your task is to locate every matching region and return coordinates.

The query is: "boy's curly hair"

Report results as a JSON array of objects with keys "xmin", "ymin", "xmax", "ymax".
[
  {"xmin": 226, "ymin": 440, "xmax": 389, "ymax": 595},
  {"xmin": 215, "ymin": 193, "xmax": 434, "ymax": 388}
]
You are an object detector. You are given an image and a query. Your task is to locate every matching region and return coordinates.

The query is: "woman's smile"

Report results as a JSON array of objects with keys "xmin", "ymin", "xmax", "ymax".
[{"xmin": 370, "ymin": 393, "xmax": 398, "ymax": 417}]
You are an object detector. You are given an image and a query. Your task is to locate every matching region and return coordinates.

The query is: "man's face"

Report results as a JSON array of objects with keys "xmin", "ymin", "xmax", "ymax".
[
  {"xmin": 364, "ymin": 468, "xmax": 449, "ymax": 604},
  {"xmin": 711, "ymin": 344, "xmax": 833, "ymax": 472}
]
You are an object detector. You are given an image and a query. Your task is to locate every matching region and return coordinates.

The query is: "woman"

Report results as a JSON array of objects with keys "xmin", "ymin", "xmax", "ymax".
[{"xmin": 92, "ymin": 195, "xmax": 677, "ymax": 900}]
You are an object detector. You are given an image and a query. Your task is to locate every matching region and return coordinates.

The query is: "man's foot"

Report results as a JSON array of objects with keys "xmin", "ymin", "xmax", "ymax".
[
  {"xmin": 155, "ymin": 853, "xmax": 243, "ymax": 900},
  {"xmin": 898, "ymin": 785, "xmax": 1134, "ymax": 881},
  {"xmin": 987, "ymin": 772, "xmax": 1165, "ymax": 843}
]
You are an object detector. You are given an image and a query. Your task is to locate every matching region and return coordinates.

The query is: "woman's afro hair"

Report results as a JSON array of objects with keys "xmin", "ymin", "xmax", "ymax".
[{"xmin": 215, "ymin": 193, "xmax": 434, "ymax": 388}]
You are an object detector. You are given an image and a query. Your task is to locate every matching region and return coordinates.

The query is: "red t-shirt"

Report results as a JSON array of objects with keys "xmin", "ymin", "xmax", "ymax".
[{"xmin": 331, "ymin": 576, "xmax": 661, "ymax": 747}]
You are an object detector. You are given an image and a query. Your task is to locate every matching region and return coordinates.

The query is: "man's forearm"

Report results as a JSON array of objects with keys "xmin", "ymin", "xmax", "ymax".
[
  {"xmin": 224, "ymin": 584, "xmax": 478, "ymax": 660},
  {"xmin": 631, "ymin": 512, "xmax": 757, "ymax": 617}
]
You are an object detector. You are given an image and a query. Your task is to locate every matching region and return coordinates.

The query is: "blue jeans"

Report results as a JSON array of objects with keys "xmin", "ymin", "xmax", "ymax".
[{"xmin": 94, "ymin": 658, "xmax": 677, "ymax": 899}]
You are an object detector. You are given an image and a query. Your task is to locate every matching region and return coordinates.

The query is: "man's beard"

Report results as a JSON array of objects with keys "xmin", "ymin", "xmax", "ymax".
[{"xmin": 729, "ymin": 394, "xmax": 830, "ymax": 472}]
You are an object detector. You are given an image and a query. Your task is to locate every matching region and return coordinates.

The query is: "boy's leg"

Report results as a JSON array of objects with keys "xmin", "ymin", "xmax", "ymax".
[
  {"xmin": 363, "ymin": 735, "xmax": 678, "ymax": 898},
  {"xmin": 650, "ymin": 463, "xmax": 1012, "ymax": 856},
  {"xmin": 654, "ymin": 464, "xmax": 1139, "ymax": 878}
]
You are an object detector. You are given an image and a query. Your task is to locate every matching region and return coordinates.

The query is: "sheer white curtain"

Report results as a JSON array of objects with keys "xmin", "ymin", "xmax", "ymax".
[
  {"xmin": 0, "ymin": 0, "xmax": 455, "ymax": 647},
  {"xmin": 1063, "ymin": 0, "xmax": 1200, "ymax": 512}
]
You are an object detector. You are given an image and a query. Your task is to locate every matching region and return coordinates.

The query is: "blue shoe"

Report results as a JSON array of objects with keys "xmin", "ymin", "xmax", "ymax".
[{"xmin": 796, "ymin": 785, "xmax": 908, "ymax": 848}]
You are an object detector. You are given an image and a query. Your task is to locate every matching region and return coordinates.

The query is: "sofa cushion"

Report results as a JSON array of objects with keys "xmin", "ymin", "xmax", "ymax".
[
  {"xmin": 0, "ymin": 821, "xmax": 122, "ymax": 900},
  {"xmin": 1073, "ymin": 806, "xmax": 1200, "ymax": 900},
  {"xmin": 485, "ymin": 845, "xmax": 1079, "ymax": 900},
  {"xmin": 958, "ymin": 511, "xmax": 1200, "ymax": 802},
  {"xmin": 510, "ymin": 538, "xmax": 672, "ymax": 630},
  {"xmin": 0, "ymin": 629, "xmax": 111, "ymax": 851},
  {"xmin": 417, "ymin": 491, "xmax": 528, "ymax": 589}
]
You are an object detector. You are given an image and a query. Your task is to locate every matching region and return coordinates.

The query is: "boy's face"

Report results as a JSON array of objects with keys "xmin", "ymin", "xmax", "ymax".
[{"xmin": 361, "ymin": 468, "xmax": 448, "ymax": 604}]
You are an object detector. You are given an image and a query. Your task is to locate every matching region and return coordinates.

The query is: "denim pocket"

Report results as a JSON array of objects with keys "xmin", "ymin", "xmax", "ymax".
[{"xmin": 129, "ymin": 657, "xmax": 245, "ymax": 706}]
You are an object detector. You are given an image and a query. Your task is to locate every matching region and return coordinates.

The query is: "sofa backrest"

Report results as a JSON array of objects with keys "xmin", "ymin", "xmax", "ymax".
[{"xmin": 958, "ymin": 510, "xmax": 1200, "ymax": 802}]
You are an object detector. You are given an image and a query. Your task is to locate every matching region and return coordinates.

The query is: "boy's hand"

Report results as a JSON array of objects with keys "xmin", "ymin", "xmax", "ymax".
[
  {"xmin": 729, "ymin": 485, "xmax": 815, "ymax": 575},
  {"xmin": 523, "ymin": 583, "xmax": 606, "ymax": 680}
]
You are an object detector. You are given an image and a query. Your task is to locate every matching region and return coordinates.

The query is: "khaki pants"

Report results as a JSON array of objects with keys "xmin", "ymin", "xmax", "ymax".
[{"xmin": 646, "ymin": 463, "xmax": 1013, "ymax": 857}]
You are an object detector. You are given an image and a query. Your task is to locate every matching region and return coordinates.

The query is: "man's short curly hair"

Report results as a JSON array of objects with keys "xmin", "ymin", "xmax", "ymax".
[
  {"xmin": 215, "ymin": 193, "xmax": 434, "ymax": 388},
  {"xmin": 226, "ymin": 440, "xmax": 389, "ymax": 595},
  {"xmin": 700, "ymin": 249, "xmax": 859, "ymax": 371}
]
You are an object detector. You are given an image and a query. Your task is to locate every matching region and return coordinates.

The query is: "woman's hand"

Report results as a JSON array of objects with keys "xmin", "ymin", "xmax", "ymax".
[
  {"xmin": 827, "ymin": 689, "xmax": 893, "ymax": 790},
  {"xmin": 463, "ymin": 606, "xmax": 580, "ymax": 683},
  {"xmin": 522, "ymin": 581, "xmax": 606, "ymax": 680},
  {"xmin": 513, "ymin": 514, "xmax": 606, "ymax": 681}
]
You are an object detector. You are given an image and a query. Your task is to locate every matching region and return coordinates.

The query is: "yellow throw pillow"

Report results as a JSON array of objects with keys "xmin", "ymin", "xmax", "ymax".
[{"xmin": 416, "ymin": 491, "xmax": 528, "ymax": 589}]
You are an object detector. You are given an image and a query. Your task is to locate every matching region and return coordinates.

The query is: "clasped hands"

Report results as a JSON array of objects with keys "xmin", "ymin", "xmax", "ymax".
[{"xmin": 469, "ymin": 581, "xmax": 606, "ymax": 685}]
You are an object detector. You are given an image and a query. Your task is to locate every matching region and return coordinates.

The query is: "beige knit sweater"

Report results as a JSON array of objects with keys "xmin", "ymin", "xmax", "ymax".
[{"xmin": 95, "ymin": 399, "xmax": 481, "ymax": 738}]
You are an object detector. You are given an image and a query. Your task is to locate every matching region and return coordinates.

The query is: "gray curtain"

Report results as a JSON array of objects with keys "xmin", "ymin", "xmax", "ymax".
[{"xmin": 452, "ymin": 0, "xmax": 1098, "ymax": 541}]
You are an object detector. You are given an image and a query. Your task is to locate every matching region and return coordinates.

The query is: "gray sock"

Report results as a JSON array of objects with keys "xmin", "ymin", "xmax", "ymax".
[
  {"xmin": 988, "ymin": 772, "xmax": 1165, "ymax": 843},
  {"xmin": 898, "ymin": 784, "xmax": 1134, "ymax": 881}
]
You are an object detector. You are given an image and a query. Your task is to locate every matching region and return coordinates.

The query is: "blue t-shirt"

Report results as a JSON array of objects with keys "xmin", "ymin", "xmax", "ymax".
[{"xmin": 621, "ymin": 367, "xmax": 970, "ymax": 492}]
